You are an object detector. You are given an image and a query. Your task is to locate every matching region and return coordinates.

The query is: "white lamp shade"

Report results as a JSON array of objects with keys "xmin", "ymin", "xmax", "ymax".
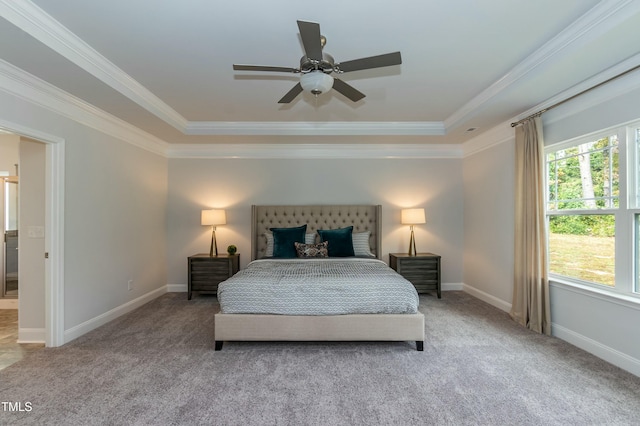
[
  {"xmin": 201, "ymin": 209, "xmax": 226, "ymax": 226},
  {"xmin": 300, "ymin": 71, "xmax": 334, "ymax": 94},
  {"xmin": 401, "ymin": 208, "xmax": 426, "ymax": 225}
]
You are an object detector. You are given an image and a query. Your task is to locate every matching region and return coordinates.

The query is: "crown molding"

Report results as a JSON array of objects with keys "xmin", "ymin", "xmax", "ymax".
[
  {"xmin": 0, "ymin": 0, "xmax": 188, "ymax": 132},
  {"xmin": 185, "ymin": 121, "xmax": 446, "ymax": 136},
  {"xmin": 1, "ymin": 0, "xmax": 638, "ymax": 154},
  {"xmin": 462, "ymin": 122, "xmax": 514, "ymax": 158},
  {"xmin": 0, "ymin": 59, "xmax": 169, "ymax": 156},
  {"xmin": 444, "ymin": 0, "xmax": 640, "ymax": 131},
  {"xmin": 463, "ymin": 50, "xmax": 640, "ymax": 158},
  {"xmin": 3, "ymin": 0, "xmax": 638, "ymax": 137},
  {"xmin": 166, "ymin": 143, "xmax": 463, "ymax": 159},
  {"xmin": 519, "ymin": 52, "xmax": 640, "ymax": 126},
  {"xmin": 0, "ymin": 0, "xmax": 445, "ymax": 137}
]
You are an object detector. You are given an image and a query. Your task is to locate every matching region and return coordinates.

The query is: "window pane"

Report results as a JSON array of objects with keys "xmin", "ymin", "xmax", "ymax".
[
  {"xmin": 548, "ymin": 215, "xmax": 615, "ymax": 286},
  {"xmin": 636, "ymin": 214, "xmax": 640, "ymax": 294},
  {"xmin": 636, "ymin": 128, "xmax": 640, "ymax": 207},
  {"xmin": 547, "ymin": 136, "xmax": 619, "ymax": 210}
]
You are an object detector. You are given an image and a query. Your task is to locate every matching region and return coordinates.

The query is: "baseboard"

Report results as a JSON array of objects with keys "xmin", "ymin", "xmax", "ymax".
[
  {"xmin": 442, "ymin": 282, "xmax": 464, "ymax": 291},
  {"xmin": 18, "ymin": 327, "xmax": 45, "ymax": 344},
  {"xmin": 552, "ymin": 323, "xmax": 640, "ymax": 377},
  {"xmin": 462, "ymin": 283, "xmax": 512, "ymax": 313},
  {"xmin": 0, "ymin": 298, "xmax": 18, "ymax": 309},
  {"xmin": 166, "ymin": 283, "xmax": 187, "ymax": 292},
  {"xmin": 460, "ymin": 284, "xmax": 640, "ymax": 377},
  {"xmin": 64, "ymin": 286, "xmax": 166, "ymax": 344}
]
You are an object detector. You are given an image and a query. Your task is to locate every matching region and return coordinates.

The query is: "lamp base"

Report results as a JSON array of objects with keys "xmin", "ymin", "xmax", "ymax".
[
  {"xmin": 209, "ymin": 227, "xmax": 218, "ymax": 257},
  {"xmin": 407, "ymin": 227, "xmax": 417, "ymax": 256}
]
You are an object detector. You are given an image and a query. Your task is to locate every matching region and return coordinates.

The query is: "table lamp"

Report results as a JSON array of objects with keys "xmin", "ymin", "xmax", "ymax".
[
  {"xmin": 401, "ymin": 208, "xmax": 426, "ymax": 256},
  {"xmin": 201, "ymin": 209, "xmax": 226, "ymax": 256}
]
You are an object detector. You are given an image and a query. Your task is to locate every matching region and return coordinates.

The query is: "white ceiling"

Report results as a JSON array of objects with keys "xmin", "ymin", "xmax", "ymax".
[{"xmin": 1, "ymin": 0, "xmax": 640, "ymax": 146}]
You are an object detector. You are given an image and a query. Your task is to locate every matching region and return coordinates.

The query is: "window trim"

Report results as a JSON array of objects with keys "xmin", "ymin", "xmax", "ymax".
[
  {"xmin": 545, "ymin": 120, "xmax": 640, "ymax": 299},
  {"xmin": 549, "ymin": 279, "xmax": 640, "ymax": 311}
]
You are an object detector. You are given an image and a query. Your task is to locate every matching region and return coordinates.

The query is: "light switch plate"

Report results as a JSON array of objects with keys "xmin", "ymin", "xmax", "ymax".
[{"xmin": 27, "ymin": 226, "xmax": 45, "ymax": 238}]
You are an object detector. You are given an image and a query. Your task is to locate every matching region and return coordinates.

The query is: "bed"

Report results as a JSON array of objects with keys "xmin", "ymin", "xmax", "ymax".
[{"xmin": 213, "ymin": 205, "xmax": 425, "ymax": 351}]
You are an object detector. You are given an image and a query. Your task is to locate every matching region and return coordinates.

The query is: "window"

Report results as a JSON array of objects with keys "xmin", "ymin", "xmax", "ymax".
[
  {"xmin": 636, "ymin": 214, "xmax": 640, "ymax": 293},
  {"xmin": 546, "ymin": 121, "xmax": 639, "ymax": 298},
  {"xmin": 635, "ymin": 127, "xmax": 640, "ymax": 293}
]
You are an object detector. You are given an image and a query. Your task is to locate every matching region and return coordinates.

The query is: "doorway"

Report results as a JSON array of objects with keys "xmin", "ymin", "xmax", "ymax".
[
  {"xmin": 0, "ymin": 121, "xmax": 65, "ymax": 347},
  {"xmin": 2, "ymin": 174, "xmax": 19, "ymax": 298}
]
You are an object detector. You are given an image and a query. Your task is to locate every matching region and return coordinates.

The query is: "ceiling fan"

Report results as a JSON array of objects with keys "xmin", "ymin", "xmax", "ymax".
[{"xmin": 233, "ymin": 20, "xmax": 402, "ymax": 103}]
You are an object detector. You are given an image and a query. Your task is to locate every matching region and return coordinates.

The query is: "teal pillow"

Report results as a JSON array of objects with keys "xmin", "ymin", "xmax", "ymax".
[
  {"xmin": 270, "ymin": 225, "xmax": 307, "ymax": 258},
  {"xmin": 317, "ymin": 226, "xmax": 355, "ymax": 257}
]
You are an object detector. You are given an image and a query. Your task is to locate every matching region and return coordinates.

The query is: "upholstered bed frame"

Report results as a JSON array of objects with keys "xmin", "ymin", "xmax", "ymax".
[
  {"xmin": 251, "ymin": 204, "xmax": 382, "ymax": 260},
  {"xmin": 214, "ymin": 205, "xmax": 425, "ymax": 351}
]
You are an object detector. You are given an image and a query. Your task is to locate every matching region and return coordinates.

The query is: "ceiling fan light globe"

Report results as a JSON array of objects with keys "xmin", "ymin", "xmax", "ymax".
[{"xmin": 300, "ymin": 71, "xmax": 334, "ymax": 95}]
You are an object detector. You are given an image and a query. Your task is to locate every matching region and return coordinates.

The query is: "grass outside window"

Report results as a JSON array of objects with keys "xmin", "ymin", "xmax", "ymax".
[{"xmin": 548, "ymin": 231, "xmax": 615, "ymax": 287}]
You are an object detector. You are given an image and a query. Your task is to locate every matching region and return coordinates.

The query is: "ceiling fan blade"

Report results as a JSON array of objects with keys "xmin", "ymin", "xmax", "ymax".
[
  {"xmin": 332, "ymin": 78, "xmax": 365, "ymax": 102},
  {"xmin": 297, "ymin": 20, "xmax": 323, "ymax": 61},
  {"xmin": 336, "ymin": 51, "xmax": 402, "ymax": 73},
  {"xmin": 278, "ymin": 82, "xmax": 303, "ymax": 103},
  {"xmin": 233, "ymin": 64, "xmax": 300, "ymax": 73}
]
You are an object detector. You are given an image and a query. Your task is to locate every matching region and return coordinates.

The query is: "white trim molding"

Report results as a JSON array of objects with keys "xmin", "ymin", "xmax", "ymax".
[
  {"xmin": 0, "ymin": 118, "xmax": 66, "ymax": 348},
  {"xmin": 0, "ymin": 59, "xmax": 169, "ymax": 156},
  {"xmin": 442, "ymin": 283, "xmax": 464, "ymax": 292},
  {"xmin": 535, "ymin": 53, "xmax": 640, "ymax": 126},
  {"xmin": 463, "ymin": 283, "xmax": 512, "ymax": 313},
  {"xmin": 552, "ymin": 323, "xmax": 640, "ymax": 377},
  {"xmin": 0, "ymin": 0, "xmax": 188, "ymax": 132},
  {"xmin": 462, "ymin": 121, "xmax": 514, "ymax": 157},
  {"xmin": 185, "ymin": 121, "xmax": 446, "ymax": 136},
  {"xmin": 18, "ymin": 328, "xmax": 46, "ymax": 344},
  {"xmin": 4, "ymin": 0, "xmax": 639, "ymax": 139},
  {"xmin": 166, "ymin": 284, "xmax": 187, "ymax": 293},
  {"xmin": 64, "ymin": 286, "xmax": 166, "ymax": 344},
  {"xmin": 167, "ymin": 143, "xmax": 464, "ymax": 159},
  {"xmin": 445, "ymin": 0, "xmax": 640, "ymax": 131}
]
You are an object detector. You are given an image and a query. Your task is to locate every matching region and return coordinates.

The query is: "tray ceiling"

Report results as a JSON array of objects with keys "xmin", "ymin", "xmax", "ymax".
[{"xmin": 1, "ymin": 0, "xmax": 640, "ymax": 146}]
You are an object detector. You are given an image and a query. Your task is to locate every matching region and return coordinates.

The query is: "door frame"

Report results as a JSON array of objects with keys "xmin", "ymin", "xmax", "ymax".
[{"xmin": 0, "ymin": 118, "xmax": 64, "ymax": 347}]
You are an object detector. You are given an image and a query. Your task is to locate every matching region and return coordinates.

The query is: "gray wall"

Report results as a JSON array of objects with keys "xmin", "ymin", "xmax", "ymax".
[
  {"xmin": 462, "ymin": 72, "xmax": 640, "ymax": 375},
  {"xmin": 0, "ymin": 89, "xmax": 168, "ymax": 340},
  {"xmin": 63, "ymin": 126, "xmax": 168, "ymax": 328},
  {"xmin": 167, "ymin": 157, "xmax": 465, "ymax": 287},
  {"xmin": 463, "ymin": 137, "xmax": 515, "ymax": 310},
  {"xmin": 2, "ymin": 50, "xmax": 638, "ymax": 374}
]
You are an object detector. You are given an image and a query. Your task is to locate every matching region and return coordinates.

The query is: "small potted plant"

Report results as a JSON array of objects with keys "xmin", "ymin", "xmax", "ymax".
[{"xmin": 227, "ymin": 244, "xmax": 237, "ymax": 255}]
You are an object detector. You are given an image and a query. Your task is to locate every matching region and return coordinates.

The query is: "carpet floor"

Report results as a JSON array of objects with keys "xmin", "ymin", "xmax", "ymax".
[{"xmin": 0, "ymin": 291, "xmax": 639, "ymax": 425}]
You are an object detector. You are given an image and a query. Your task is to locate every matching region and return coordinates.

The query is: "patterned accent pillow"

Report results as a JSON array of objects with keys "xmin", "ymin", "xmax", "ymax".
[{"xmin": 294, "ymin": 241, "xmax": 329, "ymax": 258}]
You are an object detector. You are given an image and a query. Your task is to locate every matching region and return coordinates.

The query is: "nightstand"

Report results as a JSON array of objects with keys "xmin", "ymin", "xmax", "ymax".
[
  {"xmin": 389, "ymin": 253, "xmax": 441, "ymax": 298},
  {"xmin": 188, "ymin": 254, "xmax": 239, "ymax": 300}
]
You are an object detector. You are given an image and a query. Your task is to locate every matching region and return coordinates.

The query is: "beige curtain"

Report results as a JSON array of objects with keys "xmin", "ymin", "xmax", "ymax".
[{"xmin": 511, "ymin": 116, "xmax": 551, "ymax": 335}]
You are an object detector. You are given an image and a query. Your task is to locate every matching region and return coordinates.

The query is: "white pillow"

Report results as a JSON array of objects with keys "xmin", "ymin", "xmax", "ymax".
[
  {"xmin": 352, "ymin": 231, "xmax": 375, "ymax": 257},
  {"xmin": 264, "ymin": 232, "xmax": 316, "ymax": 257}
]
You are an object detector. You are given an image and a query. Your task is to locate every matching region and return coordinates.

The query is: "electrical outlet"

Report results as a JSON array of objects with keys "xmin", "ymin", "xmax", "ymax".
[{"xmin": 127, "ymin": 279, "xmax": 133, "ymax": 291}]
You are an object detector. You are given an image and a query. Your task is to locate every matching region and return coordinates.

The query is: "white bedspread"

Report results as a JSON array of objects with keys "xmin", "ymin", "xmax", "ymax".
[{"xmin": 217, "ymin": 258, "xmax": 419, "ymax": 315}]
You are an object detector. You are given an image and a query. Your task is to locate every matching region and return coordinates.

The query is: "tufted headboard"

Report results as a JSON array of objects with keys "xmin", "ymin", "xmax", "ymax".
[{"xmin": 251, "ymin": 205, "xmax": 382, "ymax": 260}]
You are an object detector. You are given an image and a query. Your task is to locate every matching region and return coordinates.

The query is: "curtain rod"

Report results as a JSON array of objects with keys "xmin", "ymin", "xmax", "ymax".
[{"xmin": 510, "ymin": 63, "xmax": 640, "ymax": 127}]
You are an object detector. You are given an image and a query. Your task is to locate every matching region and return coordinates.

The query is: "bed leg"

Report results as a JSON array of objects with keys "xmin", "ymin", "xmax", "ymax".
[
  {"xmin": 215, "ymin": 341, "xmax": 223, "ymax": 351},
  {"xmin": 416, "ymin": 341, "xmax": 424, "ymax": 351}
]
